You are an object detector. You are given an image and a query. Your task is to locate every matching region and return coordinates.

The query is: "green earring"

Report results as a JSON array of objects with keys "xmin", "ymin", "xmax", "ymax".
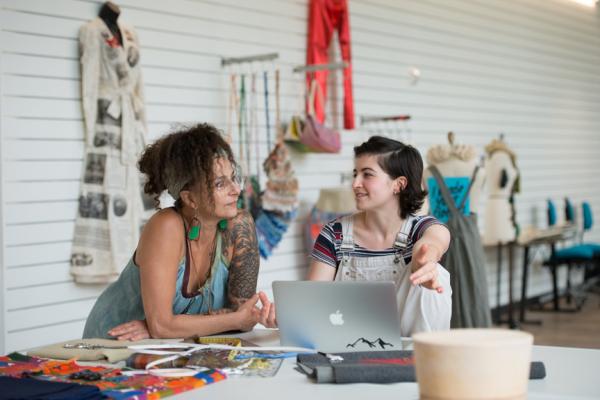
[
  {"xmin": 188, "ymin": 217, "xmax": 200, "ymax": 241},
  {"xmin": 236, "ymin": 197, "xmax": 243, "ymax": 209},
  {"xmin": 218, "ymin": 219, "xmax": 228, "ymax": 231}
]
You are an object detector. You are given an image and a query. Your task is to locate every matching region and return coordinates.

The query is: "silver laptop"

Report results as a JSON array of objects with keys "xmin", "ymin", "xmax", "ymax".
[{"xmin": 272, "ymin": 281, "xmax": 403, "ymax": 352}]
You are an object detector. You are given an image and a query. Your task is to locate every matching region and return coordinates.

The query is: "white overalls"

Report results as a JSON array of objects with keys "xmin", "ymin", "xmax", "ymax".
[{"xmin": 334, "ymin": 214, "xmax": 452, "ymax": 336}]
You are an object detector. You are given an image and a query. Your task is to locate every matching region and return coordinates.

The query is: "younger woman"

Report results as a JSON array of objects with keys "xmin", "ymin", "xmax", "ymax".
[{"xmin": 308, "ymin": 136, "xmax": 452, "ymax": 335}]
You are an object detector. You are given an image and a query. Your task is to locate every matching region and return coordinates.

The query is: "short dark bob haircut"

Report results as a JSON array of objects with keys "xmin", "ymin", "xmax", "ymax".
[{"xmin": 353, "ymin": 136, "xmax": 427, "ymax": 218}]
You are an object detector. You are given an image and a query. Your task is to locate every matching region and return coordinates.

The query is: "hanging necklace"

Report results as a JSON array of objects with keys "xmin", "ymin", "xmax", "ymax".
[{"xmin": 188, "ymin": 231, "xmax": 218, "ymax": 293}]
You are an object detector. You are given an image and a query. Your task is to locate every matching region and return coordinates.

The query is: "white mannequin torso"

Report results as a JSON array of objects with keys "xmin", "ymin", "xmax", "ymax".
[{"xmin": 483, "ymin": 148, "xmax": 518, "ymax": 245}]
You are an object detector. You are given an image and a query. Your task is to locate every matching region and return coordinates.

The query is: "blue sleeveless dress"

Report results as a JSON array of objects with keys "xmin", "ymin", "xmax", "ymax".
[{"xmin": 83, "ymin": 216, "xmax": 229, "ymax": 339}]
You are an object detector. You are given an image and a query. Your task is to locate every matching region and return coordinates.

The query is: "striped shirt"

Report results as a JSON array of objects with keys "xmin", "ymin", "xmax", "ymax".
[{"xmin": 310, "ymin": 214, "xmax": 443, "ymax": 270}]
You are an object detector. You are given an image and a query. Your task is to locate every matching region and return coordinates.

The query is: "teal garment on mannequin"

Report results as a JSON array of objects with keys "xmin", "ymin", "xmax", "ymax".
[
  {"xmin": 83, "ymin": 227, "xmax": 229, "ymax": 339},
  {"xmin": 427, "ymin": 176, "xmax": 471, "ymax": 223}
]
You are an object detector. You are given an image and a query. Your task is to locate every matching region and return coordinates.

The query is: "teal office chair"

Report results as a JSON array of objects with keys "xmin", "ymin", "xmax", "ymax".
[
  {"xmin": 580, "ymin": 202, "xmax": 600, "ymax": 255},
  {"xmin": 579, "ymin": 202, "xmax": 600, "ymax": 293},
  {"xmin": 543, "ymin": 199, "xmax": 593, "ymax": 311}
]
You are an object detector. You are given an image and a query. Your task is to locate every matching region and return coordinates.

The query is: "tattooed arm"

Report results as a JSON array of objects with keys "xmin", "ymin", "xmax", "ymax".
[
  {"xmin": 226, "ymin": 210, "xmax": 260, "ymax": 309},
  {"xmin": 204, "ymin": 210, "xmax": 258, "ymax": 317},
  {"xmin": 214, "ymin": 211, "xmax": 276, "ymax": 327}
]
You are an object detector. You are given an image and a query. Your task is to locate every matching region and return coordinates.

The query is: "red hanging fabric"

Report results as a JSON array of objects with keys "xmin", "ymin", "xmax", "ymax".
[{"xmin": 306, "ymin": 0, "xmax": 355, "ymax": 129}]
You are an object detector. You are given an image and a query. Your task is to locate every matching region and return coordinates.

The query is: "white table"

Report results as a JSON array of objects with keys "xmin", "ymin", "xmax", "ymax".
[{"xmin": 172, "ymin": 329, "xmax": 600, "ymax": 400}]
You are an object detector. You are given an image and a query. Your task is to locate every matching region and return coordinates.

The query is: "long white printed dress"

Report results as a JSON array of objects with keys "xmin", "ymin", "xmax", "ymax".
[{"xmin": 71, "ymin": 17, "xmax": 151, "ymax": 283}]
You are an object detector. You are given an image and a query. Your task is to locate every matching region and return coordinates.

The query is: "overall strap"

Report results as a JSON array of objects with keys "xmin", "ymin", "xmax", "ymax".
[
  {"xmin": 393, "ymin": 214, "xmax": 415, "ymax": 251},
  {"xmin": 340, "ymin": 215, "xmax": 355, "ymax": 253},
  {"xmin": 338, "ymin": 214, "xmax": 358, "ymax": 268},
  {"xmin": 393, "ymin": 214, "xmax": 415, "ymax": 263},
  {"xmin": 457, "ymin": 166, "xmax": 480, "ymax": 212},
  {"xmin": 428, "ymin": 165, "xmax": 460, "ymax": 216}
]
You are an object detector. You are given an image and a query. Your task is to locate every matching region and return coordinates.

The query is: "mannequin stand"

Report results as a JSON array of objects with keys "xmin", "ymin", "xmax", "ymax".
[{"xmin": 493, "ymin": 241, "xmax": 519, "ymax": 329}]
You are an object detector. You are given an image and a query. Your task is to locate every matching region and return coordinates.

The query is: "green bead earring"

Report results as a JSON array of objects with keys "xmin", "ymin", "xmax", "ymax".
[
  {"xmin": 218, "ymin": 219, "xmax": 228, "ymax": 231},
  {"xmin": 188, "ymin": 216, "xmax": 200, "ymax": 241}
]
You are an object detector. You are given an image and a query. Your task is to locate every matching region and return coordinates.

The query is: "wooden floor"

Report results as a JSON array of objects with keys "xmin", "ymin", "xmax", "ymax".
[{"xmin": 497, "ymin": 292, "xmax": 600, "ymax": 349}]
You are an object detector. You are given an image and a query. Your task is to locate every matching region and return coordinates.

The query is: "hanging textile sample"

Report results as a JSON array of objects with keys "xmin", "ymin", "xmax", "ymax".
[
  {"xmin": 254, "ymin": 71, "xmax": 299, "ymax": 258},
  {"xmin": 226, "ymin": 70, "xmax": 298, "ymax": 258},
  {"xmin": 225, "ymin": 71, "xmax": 298, "ymax": 258},
  {"xmin": 306, "ymin": 0, "xmax": 355, "ymax": 129},
  {"xmin": 71, "ymin": 10, "xmax": 150, "ymax": 283}
]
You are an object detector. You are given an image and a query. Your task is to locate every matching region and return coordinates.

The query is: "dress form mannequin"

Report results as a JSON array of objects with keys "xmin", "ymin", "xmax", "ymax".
[
  {"xmin": 424, "ymin": 132, "xmax": 492, "ymax": 328},
  {"xmin": 482, "ymin": 135, "xmax": 520, "ymax": 327},
  {"xmin": 72, "ymin": 4, "xmax": 147, "ymax": 283},
  {"xmin": 483, "ymin": 136, "xmax": 519, "ymax": 245},
  {"xmin": 423, "ymin": 132, "xmax": 485, "ymax": 220},
  {"xmin": 98, "ymin": 2, "xmax": 122, "ymax": 46}
]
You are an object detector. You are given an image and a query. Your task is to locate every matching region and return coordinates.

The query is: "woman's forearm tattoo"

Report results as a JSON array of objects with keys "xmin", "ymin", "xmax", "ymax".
[{"xmin": 227, "ymin": 212, "xmax": 259, "ymax": 308}]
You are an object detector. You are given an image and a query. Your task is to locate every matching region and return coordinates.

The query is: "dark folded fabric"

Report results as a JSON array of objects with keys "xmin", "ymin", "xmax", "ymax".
[
  {"xmin": 0, "ymin": 376, "xmax": 104, "ymax": 400},
  {"xmin": 530, "ymin": 361, "xmax": 546, "ymax": 379},
  {"xmin": 297, "ymin": 351, "xmax": 546, "ymax": 384},
  {"xmin": 331, "ymin": 363, "xmax": 415, "ymax": 384}
]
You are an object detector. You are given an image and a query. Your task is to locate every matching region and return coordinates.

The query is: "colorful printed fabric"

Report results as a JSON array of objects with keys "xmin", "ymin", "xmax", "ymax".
[
  {"xmin": 304, "ymin": 207, "xmax": 349, "ymax": 253},
  {"xmin": 0, "ymin": 353, "xmax": 225, "ymax": 399}
]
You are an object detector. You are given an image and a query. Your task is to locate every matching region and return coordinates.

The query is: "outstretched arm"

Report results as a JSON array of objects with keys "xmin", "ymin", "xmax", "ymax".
[{"xmin": 409, "ymin": 224, "xmax": 450, "ymax": 291}]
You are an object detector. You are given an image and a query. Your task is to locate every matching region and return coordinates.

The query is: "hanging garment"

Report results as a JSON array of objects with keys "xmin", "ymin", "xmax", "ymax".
[
  {"xmin": 307, "ymin": 0, "xmax": 355, "ymax": 129},
  {"xmin": 313, "ymin": 214, "xmax": 451, "ymax": 336},
  {"xmin": 428, "ymin": 166, "xmax": 492, "ymax": 328},
  {"xmin": 83, "ymin": 209, "xmax": 230, "ymax": 339},
  {"xmin": 71, "ymin": 17, "xmax": 150, "ymax": 283}
]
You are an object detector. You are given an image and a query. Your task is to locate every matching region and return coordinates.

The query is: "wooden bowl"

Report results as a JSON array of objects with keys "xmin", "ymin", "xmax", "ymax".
[{"xmin": 413, "ymin": 329, "xmax": 533, "ymax": 400}]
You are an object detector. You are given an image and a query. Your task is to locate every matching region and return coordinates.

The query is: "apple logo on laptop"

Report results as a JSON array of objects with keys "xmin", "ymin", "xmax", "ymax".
[{"xmin": 329, "ymin": 310, "xmax": 344, "ymax": 326}]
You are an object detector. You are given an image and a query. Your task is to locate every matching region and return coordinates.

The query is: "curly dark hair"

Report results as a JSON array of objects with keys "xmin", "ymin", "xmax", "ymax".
[
  {"xmin": 138, "ymin": 123, "xmax": 236, "ymax": 209},
  {"xmin": 354, "ymin": 136, "xmax": 427, "ymax": 218}
]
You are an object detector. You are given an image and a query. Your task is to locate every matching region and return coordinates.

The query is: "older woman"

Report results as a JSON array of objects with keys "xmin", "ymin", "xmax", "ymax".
[{"xmin": 83, "ymin": 123, "xmax": 273, "ymax": 339}]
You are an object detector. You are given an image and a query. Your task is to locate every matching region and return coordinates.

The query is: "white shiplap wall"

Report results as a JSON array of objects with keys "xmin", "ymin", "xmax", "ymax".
[{"xmin": 1, "ymin": 0, "xmax": 599, "ymax": 352}]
